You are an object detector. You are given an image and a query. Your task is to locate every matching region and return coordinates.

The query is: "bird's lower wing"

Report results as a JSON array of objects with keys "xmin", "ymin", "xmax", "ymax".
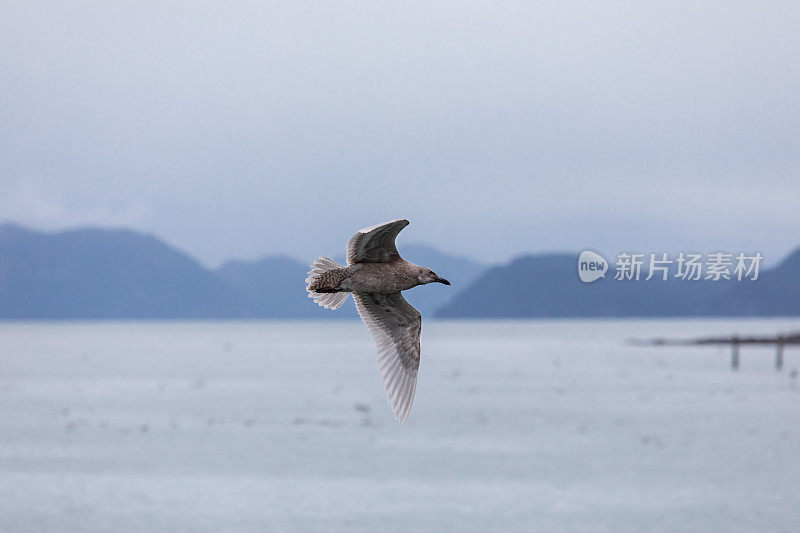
[{"xmin": 352, "ymin": 291, "xmax": 421, "ymax": 423}]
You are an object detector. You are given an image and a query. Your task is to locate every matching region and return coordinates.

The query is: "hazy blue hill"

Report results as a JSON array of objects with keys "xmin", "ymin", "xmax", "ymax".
[
  {"xmin": 434, "ymin": 253, "xmax": 767, "ymax": 319},
  {"xmin": 437, "ymin": 254, "xmax": 678, "ymax": 318},
  {"xmin": 0, "ymin": 223, "xmax": 251, "ymax": 319},
  {"xmin": 712, "ymin": 248, "xmax": 800, "ymax": 316}
]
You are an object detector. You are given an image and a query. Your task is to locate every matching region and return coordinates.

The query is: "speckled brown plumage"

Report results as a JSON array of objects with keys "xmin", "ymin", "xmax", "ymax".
[{"xmin": 305, "ymin": 219, "xmax": 450, "ymax": 423}]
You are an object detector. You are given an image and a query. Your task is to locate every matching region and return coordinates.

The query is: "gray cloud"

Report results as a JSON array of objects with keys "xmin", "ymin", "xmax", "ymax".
[{"xmin": 1, "ymin": 2, "xmax": 798, "ymax": 265}]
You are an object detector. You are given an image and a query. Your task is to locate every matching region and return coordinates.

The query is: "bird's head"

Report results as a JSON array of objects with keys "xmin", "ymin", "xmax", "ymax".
[{"xmin": 418, "ymin": 267, "xmax": 450, "ymax": 286}]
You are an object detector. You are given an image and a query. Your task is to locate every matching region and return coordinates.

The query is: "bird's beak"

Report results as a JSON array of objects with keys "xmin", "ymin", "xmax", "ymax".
[{"xmin": 435, "ymin": 277, "xmax": 451, "ymax": 285}]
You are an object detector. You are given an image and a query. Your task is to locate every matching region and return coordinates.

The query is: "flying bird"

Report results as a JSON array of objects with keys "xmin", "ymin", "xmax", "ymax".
[{"xmin": 305, "ymin": 219, "xmax": 450, "ymax": 423}]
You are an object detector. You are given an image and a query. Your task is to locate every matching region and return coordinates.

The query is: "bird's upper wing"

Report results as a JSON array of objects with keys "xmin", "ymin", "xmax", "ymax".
[
  {"xmin": 346, "ymin": 219, "xmax": 409, "ymax": 264},
  {"xmin": 352, "ymin": 291, "xmax": 421, "ymax": 423}
]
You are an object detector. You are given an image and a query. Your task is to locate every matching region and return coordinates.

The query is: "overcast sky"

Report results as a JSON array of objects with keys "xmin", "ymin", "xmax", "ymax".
[{"xmin": 1, "ymin": 2, "xmax": 798, "ymax": 266}]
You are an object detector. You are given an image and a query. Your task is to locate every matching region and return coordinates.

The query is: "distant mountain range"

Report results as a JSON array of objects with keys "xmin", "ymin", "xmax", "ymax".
[
  {"xmin": 0, "ymin": 223, "xmax": 249, "ymax": 319},
  {"xmin": 0, "ymin": 223, "xmax": 484, "ymax": 320},
  {"xmin": 1, "ymin": 222, "xmax": 799, "ymax": 320},
  {"xmin": 436, "ymin": 250, "xmax": 800, "ymax": 318}
]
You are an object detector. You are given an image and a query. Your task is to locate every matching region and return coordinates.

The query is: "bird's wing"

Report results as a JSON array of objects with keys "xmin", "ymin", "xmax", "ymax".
[
  {"xmin": 353, "ymin": 291, "xmax": 421, "ymax": 423},
  {"xmin": 346, "ymin": 219, "xmax": 409, "ymax": 264}
]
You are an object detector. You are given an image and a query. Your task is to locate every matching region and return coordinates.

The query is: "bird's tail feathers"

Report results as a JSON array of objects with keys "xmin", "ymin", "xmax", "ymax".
[{"xmin": 306, "ymin": 257, "xmax": 349, "ymax": 310}]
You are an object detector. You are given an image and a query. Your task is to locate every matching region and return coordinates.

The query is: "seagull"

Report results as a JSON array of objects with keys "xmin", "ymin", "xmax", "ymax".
[{"xmin": 305, "ymin": 219, "xmax": 450, "ymax": 423}]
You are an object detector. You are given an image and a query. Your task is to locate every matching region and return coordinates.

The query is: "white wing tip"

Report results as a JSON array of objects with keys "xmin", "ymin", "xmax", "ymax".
[
  {"xmin": 358, "ymin": 218, "xmax": 409, "ymax": 234},
  {"xmin": 381, "ymin": 366, "xmax": 418, "ymax": 424}
]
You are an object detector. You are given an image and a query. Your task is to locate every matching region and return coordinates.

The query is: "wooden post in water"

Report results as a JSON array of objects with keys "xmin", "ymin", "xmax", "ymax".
[
  {"xmin": 731, "ymin": 336, "xmax": 740, "ymax": 370},
  {"xmin": 633, "ymin": 331, "xmax": 800, "ymax": 370}
]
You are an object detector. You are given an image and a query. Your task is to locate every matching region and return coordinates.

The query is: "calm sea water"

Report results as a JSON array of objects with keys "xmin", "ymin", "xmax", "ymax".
[{"xmin": 1, "ymin": 318, "xmax": 799, "ymax": 532}]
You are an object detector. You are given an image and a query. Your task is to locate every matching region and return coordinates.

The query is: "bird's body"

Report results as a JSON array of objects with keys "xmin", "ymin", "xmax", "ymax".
[
  {"xmin": 311, "ymin": 261, "xmax": 430, "ymax": 294},
  {"xmin": 305, "ymin": 219, "xmax": 450, "ymax": 423}
]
